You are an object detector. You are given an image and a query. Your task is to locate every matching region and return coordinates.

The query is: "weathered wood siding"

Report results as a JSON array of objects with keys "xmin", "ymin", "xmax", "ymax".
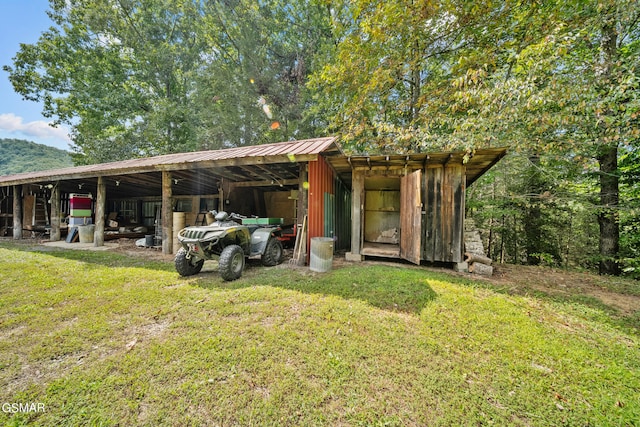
[
  {"xmin": 423, "ymin": 164, "xmax": 465, "ymax": 263},
  {"xmin": 400, "ymin": 170, "xmax": 422, "ymax": 264}
]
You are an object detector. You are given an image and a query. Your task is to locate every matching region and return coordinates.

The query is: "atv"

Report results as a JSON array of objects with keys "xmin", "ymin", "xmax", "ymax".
[{"xmin": 174, "ymin": 211, "xmax": 284, "ymax": 281}]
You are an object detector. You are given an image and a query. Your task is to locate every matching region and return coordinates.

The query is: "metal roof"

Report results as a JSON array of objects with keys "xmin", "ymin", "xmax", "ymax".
[
  {"xmin": 0, "ymin": 137, "xmax": 339, "ymax": 186},
  {"xmin": 0, "ymin": 137, "xmax": 506, "ymax": 197}
]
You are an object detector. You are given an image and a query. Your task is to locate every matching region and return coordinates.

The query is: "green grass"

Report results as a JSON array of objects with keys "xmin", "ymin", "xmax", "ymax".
[{"xmin": 0, "ymin": 241, "xmax": 638, "ymax": 426}]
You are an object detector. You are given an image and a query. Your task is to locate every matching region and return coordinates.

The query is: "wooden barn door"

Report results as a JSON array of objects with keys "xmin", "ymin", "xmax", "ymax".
[
  {"xmin": 400, "ymin": 169, "xmax": 422, "ymax": 264},
  {"xmin": 423, "ymin": 165, "xmax": 465, "ymax": 263}
]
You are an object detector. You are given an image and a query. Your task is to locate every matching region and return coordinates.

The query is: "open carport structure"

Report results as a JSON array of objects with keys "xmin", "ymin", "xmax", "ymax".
[{"xmin": 0, "ymin": 137, "xmax": 350, "ymax": 259}]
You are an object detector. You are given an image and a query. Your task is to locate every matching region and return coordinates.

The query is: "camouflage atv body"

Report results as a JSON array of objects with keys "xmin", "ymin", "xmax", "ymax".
[{"xmin": 174, "ymin": 211, "xmax": 283, "ymax": 281}]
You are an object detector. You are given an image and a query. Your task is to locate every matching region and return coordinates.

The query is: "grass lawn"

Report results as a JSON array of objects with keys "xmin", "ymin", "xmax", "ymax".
[{"xmin": 0, "ymin": 240, "xmax": 638, "ymax": 426}]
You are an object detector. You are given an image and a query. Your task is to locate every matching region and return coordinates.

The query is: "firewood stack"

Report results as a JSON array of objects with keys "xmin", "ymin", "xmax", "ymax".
[{"xmin": 464, "ymin": 219, "xmax": 494, "ymax": 276}]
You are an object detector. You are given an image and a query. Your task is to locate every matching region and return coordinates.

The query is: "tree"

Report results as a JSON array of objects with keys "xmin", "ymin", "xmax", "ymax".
[
  {"xmin": 193, "ymin": 0, "xmax": 332, "ymax": 149},
  {"xmin": 0, "ymin": 138, "xmax": 73, "ymax": 175},
  {"xmin": 4, "ymin": 0, "xmax": 332, "ymax": 162},
  {"xmin": 451, "ymin": 0, "xmax": 640, "ymax": 275},
  {"xmin": 5, "ymin": 0, "xmax": 207, "ymax": 164},
  {"xmin": 619, "ymin": 146, "xmax": 640, "ymax": 278},
  {"xmin": 309, "ymin": 0, "xmax": 464, "ymax": 154}
]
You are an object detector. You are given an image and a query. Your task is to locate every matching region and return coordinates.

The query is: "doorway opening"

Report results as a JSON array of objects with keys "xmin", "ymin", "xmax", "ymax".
[{"xmin": 362, "ymin": 176, "xmax": 401, "ymax": 258}]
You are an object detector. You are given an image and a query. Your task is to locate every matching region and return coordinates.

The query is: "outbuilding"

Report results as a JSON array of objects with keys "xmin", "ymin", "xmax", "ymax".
[
  {"xmin": 0, "ymin": 137, "xmax": 506, "ymax": 267},
  {"xmin": 325, "ymin": 148, "xmax": 507, "ymax": 265}
]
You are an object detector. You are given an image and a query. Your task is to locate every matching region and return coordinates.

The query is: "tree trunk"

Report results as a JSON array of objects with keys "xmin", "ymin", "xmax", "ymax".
[
  {"xmin": 597, "ymin": 21, "xmax": 621, "ymax": 276},
  {"xmin": 598, "ymin": 144, "xmax": 620, "ymax": 275},
  {"xmin": 465, "ymin": 252, "xmax": 493, "ymax": 266},
  {"xmin": 487, "ymin": 216, "xmax": 494, "ymax": 259},
  {"xmin": 524, "ymin": 154, "xmax": 543, "ymax": 265},
  {"xmin": 499, "ymin": 214, "xmax": 505, "ymax": 264},
  {"xmin": 50, "ymin": 183, "xmax": 60, "ymax": 241},
  {"xmin": 94, "ymin": 176, "xmax": 106, "ymax": 247},
  {"xmin": 162, "ymin": 171, "xmax": 173, "ymax": 255}
]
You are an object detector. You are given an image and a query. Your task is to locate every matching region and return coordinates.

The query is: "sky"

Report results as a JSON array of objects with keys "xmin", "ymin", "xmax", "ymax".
[{"xmin": 0, "ymin": 0, "xmax": 72, "ymax": 151}]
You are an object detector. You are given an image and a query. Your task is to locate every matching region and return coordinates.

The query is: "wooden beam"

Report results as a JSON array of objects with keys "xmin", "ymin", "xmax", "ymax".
[
  {"xmin": 443, "ymin": 153, "xmax": 453, "ymax": 166},
  {"xmin": 295, "ymin": 163, "xmax": 309, "ymax": 265},
  {"xmin": 162, "ymin": 171, "xmax": 173, "ymax": 255},
  {"xmin": 155, "ymin": 154, "xmax": 319, "ymax": 172},
  {"xmin": 50, "ymin": 183, "xmax": 61, "ymax": 241},
  {"xmin": 233, "ymin": 179, "xmax": 298, "ymax": 188},
  {"xmin": 253, "ymin": 164, "xmax": 289, "ymax": 182},
  {"xmin": 422, "ymin": 155, "xmax": 430, "ymax": 168},
  {"xmin": 94, "ymin": 176, "xmax": 106, "ymax": 247},
  {"xmin": 13, "ymin": 185, "xmax": 22, "ymax": 240},
  {"xmin": 0, "ymin": 154, "xmax": 320, "ymax": 187},
  {"xmin": 467, "ymin": 149, "xmax": 508, "ymax": 187}
]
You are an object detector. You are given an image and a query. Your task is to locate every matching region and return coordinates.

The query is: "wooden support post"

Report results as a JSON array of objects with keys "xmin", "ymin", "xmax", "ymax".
[
  {"xmin": 297, "ymin": 164, "xmax": 308, "ymax": 227},
  {"xmin": 298, "ymin": 164, "xmax": 309, "ymax": 262},
  {"xmin": 346, "ymin": 171, "xmax": 364, "ymax": 261},
  {"xmin": 12, "ymin": 185, "xmax": 22, "ymax": 240},
  {"xmin": 162, "ymin": 171, "xmax": 173, "ymax": 255},
  {"xmin": 94, "ymin": 176, "xmax": 106, "ymax": 247},
  {"xmin": 218, "ymin": 179, "xmax": 224, "ymax": 212},
  {"xmin": 50, "ymin": 183, "xmax": 61, "ymax": 241},
  {"xmin": 290, "ymin": 164, "xmax": 310, "ymax": 266}
]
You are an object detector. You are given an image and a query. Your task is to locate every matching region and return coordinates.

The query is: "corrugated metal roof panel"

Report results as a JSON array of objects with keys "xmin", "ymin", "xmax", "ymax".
[{"xmin": 0, "ymin": 137, "xmax": 338, "ymax": 186}]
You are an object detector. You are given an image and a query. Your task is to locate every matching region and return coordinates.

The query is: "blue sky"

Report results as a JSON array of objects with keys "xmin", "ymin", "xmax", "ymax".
[{"xmin": 0, "ymin": 0, "xmax": 72, "ymax": 151}]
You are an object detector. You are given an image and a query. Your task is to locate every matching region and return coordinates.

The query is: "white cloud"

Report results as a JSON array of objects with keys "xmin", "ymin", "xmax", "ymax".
[{"xmin": 0, "ymin": 113, "xmax": 72, "ymax": 143}]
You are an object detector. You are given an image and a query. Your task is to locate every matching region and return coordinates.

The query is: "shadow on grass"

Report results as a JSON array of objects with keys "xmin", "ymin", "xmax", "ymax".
[
  {"xmin": 1, "ymin": 240, "xmax": 437, "ymax": 314},
  {"xmin": 0, "ymin": 240, "xmax": 176, "ymax": 273},
  {"xmin": 193, "ymin": 260, "xmax": 440, "ymax": 315}
]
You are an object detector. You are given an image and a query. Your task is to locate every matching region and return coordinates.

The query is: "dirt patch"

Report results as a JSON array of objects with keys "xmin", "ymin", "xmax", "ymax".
[
  {"xmin": 40, "ymin": 238, "xmax": 175, "ymax": 262},
  {"xmin": 484, "ymin": 264, "xmax": 640, "ymax": 316},
  {"xmin": 107, "ymin": 239, "xmax": 175, "ymax": 262}
]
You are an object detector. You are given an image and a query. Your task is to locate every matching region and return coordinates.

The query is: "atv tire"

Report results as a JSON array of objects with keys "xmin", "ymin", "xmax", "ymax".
[
  {"xmin": 219, "ymin": 244, "xmax": 245, "ymax": 281},
  {"xmin": 261, "ymin": 237, "xmax": 283, "ymax": 266},
  {"xmin": 175, "ymin": 248, "xmax": 204, "ymax": 277}
]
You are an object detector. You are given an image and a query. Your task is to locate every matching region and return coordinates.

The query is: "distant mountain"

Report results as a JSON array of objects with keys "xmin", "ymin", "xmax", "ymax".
[{"xmin": 0, "ymin": 138, "xmax": 73, "ymax": 176}]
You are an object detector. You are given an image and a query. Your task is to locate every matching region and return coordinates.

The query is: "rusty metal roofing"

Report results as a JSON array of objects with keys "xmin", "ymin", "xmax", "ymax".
[{"xmin": 0, "ymin": 137, "xmax": 339, "ymax": 186}]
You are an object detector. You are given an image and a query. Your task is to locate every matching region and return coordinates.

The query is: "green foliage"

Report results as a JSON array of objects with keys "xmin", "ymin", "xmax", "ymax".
[
  {"xmin": 0, "ymin": 138, "xmax": 72, "ymax": 175},
  {"xmin": 620, "ymin": 147, "xmax": 640, "ymax": 278},
  {"xmin": 467, "ymin": 154, "xmax": 601, "ymax": 270},
  {"xmin": 312, "ymin": 0, "xmax": 638, "ymax": 274},
  {"xmin": 4, "ymin": 0, "xmax": 638, "ymax": 275},
  {"xmin": 5, "ymin": 0, "xmax": 206, "ymax": 163},
  {"xmin": 193, "ymin": 0, "xmax": 333, "ymax": 149},
  {"xmin": 309, "ymin": 0, "xmax": 459, "ymax": 154}
]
